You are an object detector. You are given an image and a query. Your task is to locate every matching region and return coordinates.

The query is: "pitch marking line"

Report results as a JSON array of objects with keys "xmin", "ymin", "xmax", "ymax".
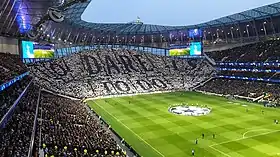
[
  {"xmin": 93, "ymin": 102, "xmax": 165, "ymax": 157},
  {"xmin": 209, "ymin": 145, "xmax": 231, "ymax": 157},
  {"xmin": 211, "ymin": 129, "xmax": 280, "ymax": 147},
  {"xmin": 210, "ymin": 129, "xmax": 280, "ymax": 157},
  {"xmin": 242, "ymin": 129, "xmax": 271, "ymax": 139}
]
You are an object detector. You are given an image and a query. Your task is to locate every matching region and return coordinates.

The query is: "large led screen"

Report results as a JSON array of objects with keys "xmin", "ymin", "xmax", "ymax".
[
  {"xmin": 22, "ymin": 41, "xmax": 55, "ymax": 58},
  {"xmin": 169, "ymin": 42, "xmax": 202, "ymax": 56},
  {"xmin": 169, "ymin": 48, "xmax": 190, "ymax": 56},
  {"xmin": 188, "ymin": 29, "xmax": 202, "ymax": 38},
  {"xmin": 190, "ymin": 42, "xmax": 202, "ymax": 56}
]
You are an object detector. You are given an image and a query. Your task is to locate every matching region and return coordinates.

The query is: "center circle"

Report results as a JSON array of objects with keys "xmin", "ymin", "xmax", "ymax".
[{"xmin": 168, "ymin": 104, "xmax": 211, "ymax": 116}]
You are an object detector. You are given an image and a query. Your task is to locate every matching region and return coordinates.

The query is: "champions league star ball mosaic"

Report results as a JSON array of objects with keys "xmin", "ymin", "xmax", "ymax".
[{"xmin": 168, "ymin": 104, "xmax": 211, "ymax": 116}]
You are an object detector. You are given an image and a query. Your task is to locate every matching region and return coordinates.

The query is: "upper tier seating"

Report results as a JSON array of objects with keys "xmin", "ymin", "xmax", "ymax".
[
  {"xmin": 0, "ymin": 52, "xmax": 28, "ymax": 85},
  {"xmin": 206, "ymin": 40, "xmax": 280, "ymax": 62}
]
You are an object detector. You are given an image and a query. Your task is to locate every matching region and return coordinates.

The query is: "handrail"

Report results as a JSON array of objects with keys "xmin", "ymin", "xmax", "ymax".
[
  {"xmin": 0, "ymin": 79, "xmax": 33, "ymax": 128},
  {"xmin": 0, "ymin": 71, "xmax": 30, "ymax": 92},
  {"xmin": 28, "ymin": 87, "xmax": 41, "ymax": 157}
]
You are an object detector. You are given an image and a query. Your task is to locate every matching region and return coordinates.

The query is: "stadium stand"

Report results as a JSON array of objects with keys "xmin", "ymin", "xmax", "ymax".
[
  {"xmin": 206, "ymin": 39, "xmax": 280, "ymax": 62},
  {"xmin": 0, "ymin": 82, "xmax": 39, "ymax": 157},
  {"xmin": 218, "ymin": 71, "xmax": 277, "ymax": 79},
  {"xmin": 197, "ymin": 79, "xmax": 280, "ymax": 104},
  {"xmin": 2, "ymin": 0, "xmax": 280, "ymax": 156},
  {"xmin": 28, "ymin": 49, "xmax": 215, "ymax": 98},
  {"xmin": 0, "ymin": 77, "xmax": 32, "ymax": 120},
  {"xmin": 198, "ymin": 39, "xmax": 280, "ymax": 106},
  {"xmin": 38, "ymin": 92, "xmax": 125, "ymax": 157},
  {"xmin": 0, "ymin": 52, "xmax": 28, "ymax": 84}
]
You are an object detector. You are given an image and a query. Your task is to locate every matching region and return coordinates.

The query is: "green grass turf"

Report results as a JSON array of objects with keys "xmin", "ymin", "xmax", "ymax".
[{"xmin": 87, "ymin": 91, "xmax": 280, "ymax": 157}]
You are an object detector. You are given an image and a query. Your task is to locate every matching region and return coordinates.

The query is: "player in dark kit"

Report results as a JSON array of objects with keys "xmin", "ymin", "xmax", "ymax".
[
  {"xmin": 192, "ymin": 149, "xmax": 195, "ymax": 156},
  {"xmin": 202, "ymin": 133, "xmax": 205, "ymax": 139},
  {"xmin": 213, "ymin": 134, "xmax": 215, "ymax": 139},
  {"xmin": 195, "ymin": 138, "xmax": 198, "ymax": 144}
]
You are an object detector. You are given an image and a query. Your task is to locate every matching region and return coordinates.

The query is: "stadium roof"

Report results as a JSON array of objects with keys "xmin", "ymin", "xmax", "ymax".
[
  {"xmin": 1, "ymin": 0, "xmax": 280, "ymax": 37},
  {"xmin": 63, "ymin": 1, "xmax": 280, "ymax": 35}
]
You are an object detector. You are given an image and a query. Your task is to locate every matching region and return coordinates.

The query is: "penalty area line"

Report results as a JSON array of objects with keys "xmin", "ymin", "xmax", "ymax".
[
  {"xmin": 211, "ymin": 129, "xmax": 280, "ymax": 147},
  {"xmin": 242, "ymin": 128, "xmax": 271, "ymax": 139},
  {"xmin": 93, "ymin": 102, "xmax": 165, "ymax": 157}
]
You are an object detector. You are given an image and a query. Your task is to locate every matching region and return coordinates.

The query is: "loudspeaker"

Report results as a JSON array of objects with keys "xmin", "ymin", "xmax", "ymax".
[{"xmin": 48, "ymin": 8, "xmax": 65, "ymax": 23}]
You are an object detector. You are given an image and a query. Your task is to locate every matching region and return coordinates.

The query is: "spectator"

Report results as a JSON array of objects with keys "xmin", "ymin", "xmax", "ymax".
[
  {"xmin": 28, "ymin": 48, "xmax": 215, "ymax": 98},
  {"xmin": 0, "ymin": 52, "xmax": 27, "ymax": 85},
  {"xmin": 39, "ymin": 92, "xmax": 125, "ymax": 157}
]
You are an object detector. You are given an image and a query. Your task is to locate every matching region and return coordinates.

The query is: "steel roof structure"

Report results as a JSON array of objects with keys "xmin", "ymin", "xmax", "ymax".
[
  {"xmin": 1, "ymin": 0, "xmax": 280, "ymax": 38},
  {"xmin": 63, "ymin": 1, "xmax": 280, "ymax": 35}
]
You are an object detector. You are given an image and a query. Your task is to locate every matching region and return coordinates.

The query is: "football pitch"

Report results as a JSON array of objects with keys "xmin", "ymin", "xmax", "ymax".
[{"xmin": 87, "ymin": 92, "xmax": 280, "ymax": 157}]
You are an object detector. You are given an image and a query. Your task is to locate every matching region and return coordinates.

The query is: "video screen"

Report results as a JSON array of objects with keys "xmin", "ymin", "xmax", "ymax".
[
  {"xmin": 189, "ymin": 29, "xmax": 202, "ymax": 38},
  {"xmin": 169, "ymin": 42, "xmax": 202, "ymax": 56},
  {"xmin": 169, "ymin": 48, "xmax": 190, "ymax": 56},
  {"xmin": 190, "ymin": 42, "xmax": 202, "ymax": 56},
  {"xmin": 22, "ymin": 41, "xmax": 55, "ymax": 58}
]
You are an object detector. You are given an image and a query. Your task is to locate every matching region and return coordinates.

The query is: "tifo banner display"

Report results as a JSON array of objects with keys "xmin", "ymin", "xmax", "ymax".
[{"xmin": 22, "ymin": 40, "xmax": 55, "ymax": 59}]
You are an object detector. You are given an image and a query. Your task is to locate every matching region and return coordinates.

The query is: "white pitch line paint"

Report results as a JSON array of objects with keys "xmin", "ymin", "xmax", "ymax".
[
  {"xmin": 211, "ymin": 129, "xmax": 280, "ymax": 147},
  {"xmin": 93, "ymin": 102, "xmax": 165, "ymax": 157},
  {"xmin": 209, "ymin": 145, "xmax": 231, "ymax": 157},
  {"xmin": 242, "ymin": 129, "xmax": 271, "ymax": 139},
  {"xmin": 210, "ymin": 129, "xmax": 280, "ymax": 157}
]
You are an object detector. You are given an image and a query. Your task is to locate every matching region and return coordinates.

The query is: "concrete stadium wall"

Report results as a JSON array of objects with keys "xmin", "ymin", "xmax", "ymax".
[{"xmin": 0, "ymin": 36, "xmax": 19, "ymax": 55}]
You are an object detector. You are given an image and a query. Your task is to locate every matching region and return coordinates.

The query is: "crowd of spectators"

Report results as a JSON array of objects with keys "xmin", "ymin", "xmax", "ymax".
[
  {"xmin": 0, "ymin": 82, "xmax": 39, "ymax": 157},
  {"xmin": 218, "ymin": 71, "xmax": 279, "ymax": 79},
  {"xmin": 1, "ymin": 42, "xmax": 280, "ymax": 157},
  {"xmin": 0, "ymin": 77, "xmax": 31, "ymax": 120},
  {"xmin": 197, "ymin": 78, "xmax": 280, "ymax": 104},
  {"xmin": 0, "ymin": 52, "xmax": 28, "ymax": 85},
  {"xmin": 207, "ymin": 40, "xmax": 280, "ymax": 102},
  {"xmin": 39, "ymin": 92, "xmax": 125, "ymax": 157},
  {"xmin": 28, "ymin": 48, "xmax": 215, "ymax": 98},
  {"xmin": 207, "ymin": 39, "xmax": 280, "ymax": 62}
]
